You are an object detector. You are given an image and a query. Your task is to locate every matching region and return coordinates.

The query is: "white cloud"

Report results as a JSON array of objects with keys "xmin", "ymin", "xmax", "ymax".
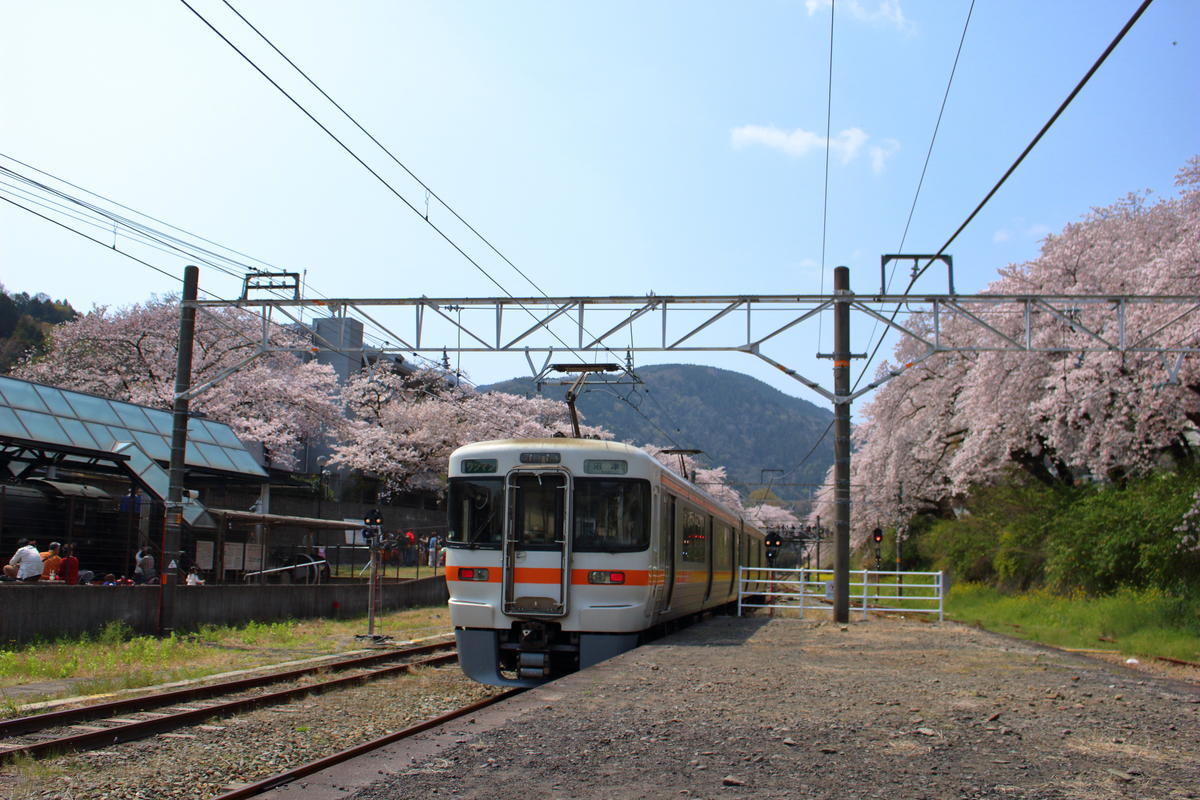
[
  {"xmin": 804, "ymin": 0, "xmax": 915, "ymax": 34},
  {"xmin": 732, "ymin": 125, "xmax": 895, "ymax": 171},
  {"xmin": 869, "ymin": 138, "xmax": 900, "ymax": 174},
  {"xmin": 992, "ymin": 222, "xmax": 1052, "ymax": 245}
]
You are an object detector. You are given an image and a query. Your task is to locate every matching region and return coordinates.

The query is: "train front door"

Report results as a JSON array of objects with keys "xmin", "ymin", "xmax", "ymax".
[{"xmin": 502, "ymin": 471, "xmax": 571, "ymax": 616}]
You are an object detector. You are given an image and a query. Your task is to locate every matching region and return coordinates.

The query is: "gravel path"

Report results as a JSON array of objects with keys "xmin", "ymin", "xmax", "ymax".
[{"xmin": 347, "ymin": 616, "xmax": 1199, "ymax": 800}]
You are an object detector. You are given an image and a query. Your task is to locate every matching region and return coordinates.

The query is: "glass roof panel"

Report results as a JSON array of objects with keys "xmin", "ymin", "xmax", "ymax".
[
  {"xmin": 62, "ymin": 391, "xmax": 123, "ymax": 426},
  {"xmin": 1, "ymin": 378, "xmax": 265, "ymax": 479},
  {"xmin": 194, "ymin": 442, "xmax": 237, "ymax": 471},
  {"xmin": 185, "ymin": 418, "xmax": 217, "ymax": 445},
  {"xmin": 14, "ymin": 409, "xmax": 72, "ymax": 447},
  {"xmin": 33, "ymin": 385, "xmax": 76, "ymax": 417},
  {"xmin": 83, "ymin": 422, "xmax": 116, "ymax": 449},
  {"xmin": 121, "ymin": 446, "xmax": 170, "ymax": 499},
  {"xmin": 145, "ymin": 408, "xmax": 174, "ymax": 435},
  {"xmin": 0, "ymin": 379, "xmax": 50, "ymax": 413},
  {"xmin": 113, "ymin": 403, "xmax": 155, "ymax": 432},
  {"xmin": 58, "ymin": 418, "xmax": 99, "ymax": 449},
  {"xmin": 224, "ymin": 448, "xmax": 264, "ymax": 474},
  {"xmin": 131, "ymin": 429, "xmax": 168, "ymax": 460},
  {"xmin": 0, "ymin": 406, "xmax": 28, "ymax": 439}
]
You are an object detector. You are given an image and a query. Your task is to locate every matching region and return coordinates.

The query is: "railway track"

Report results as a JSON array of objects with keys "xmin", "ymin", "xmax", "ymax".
[
  {"xmin": 0, "ymin": 639, "xmax": 457, "ymax": 763},
  {"xmin": 212, "ymin": 688, "xmax": 523, "ymax": 799}
]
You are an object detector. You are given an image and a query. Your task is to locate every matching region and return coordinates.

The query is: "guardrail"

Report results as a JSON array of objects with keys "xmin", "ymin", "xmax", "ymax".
[{"xmin": 737, "ymin": 566, "xmax": 944, "ymax": 622}]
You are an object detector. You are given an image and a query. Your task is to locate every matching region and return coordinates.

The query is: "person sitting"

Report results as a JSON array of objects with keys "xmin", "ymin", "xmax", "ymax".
[
  {"xmin": 40, "ymin": 542, "xmax": 63, "ymax": 581},
  {"xmin": 132, "ymin": 548, "xmax": 156, "ymax": 584},
  {"xmin": 55, "ymin": 544, "xmax": 94, "ymax": 585},
  {"xmin": 185, "ymin": 566, "xmax": 205, "ymax": 586},
  {"xmin": 4, "ymin": 539, "xmax": 44, "ymax": 582}
]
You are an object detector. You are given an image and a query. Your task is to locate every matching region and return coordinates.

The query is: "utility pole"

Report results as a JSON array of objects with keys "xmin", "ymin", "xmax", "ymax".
[
  {"xmin": 832, "ymin": 266, "xmax": 851, "ymax": 624},
  {"xmin": 163, "ymin": 265, "xmax": 199, "ymax": 635}
]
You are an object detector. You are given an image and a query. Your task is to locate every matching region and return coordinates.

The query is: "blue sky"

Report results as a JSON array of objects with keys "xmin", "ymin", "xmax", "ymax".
[{"xmin": 1, "ymin": 0, "xmax": 1196, "ymax": 404}]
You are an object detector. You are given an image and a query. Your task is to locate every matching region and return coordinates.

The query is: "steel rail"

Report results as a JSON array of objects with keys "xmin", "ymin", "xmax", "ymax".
[
  {"xmin": 212, "ymin": 688, "xmax": 524, "ymax": 799},
  {"xmin": 0, "ymin": 640, "xmax": 453, "ymax": 738},
  {"xmin": 0, "ymin": 647, "xmax": 456, "ymax": 762}
]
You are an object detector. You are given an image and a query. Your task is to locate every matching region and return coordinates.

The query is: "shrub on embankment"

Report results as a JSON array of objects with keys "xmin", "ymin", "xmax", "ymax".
[
  {"xmin": 910, "ymin": 468, "xmax": 1200, "ymax": 595},
  {"xmin": 947, "ymin": 583, "xmax": 1200, "ymax": 661}
]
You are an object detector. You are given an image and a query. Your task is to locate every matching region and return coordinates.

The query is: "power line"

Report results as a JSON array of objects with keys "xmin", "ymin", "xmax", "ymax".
[
  {"xmin": 858, "ymin": 0, "xmax": 1154, "ymax": 394},
  {"xmin": 920, "ymin": 0, "xmax": 1156, "ymax": 279},
  {"xmin": 853, "ymin": 0, "xmax": 976, "ymax": 393},
  {"xmin": 217, "ymin": 0, "xmax": 551, "ymax": 300},
  {"xmin": 817, "ymin": 0, "xmax": 836, "ymax": 349},
  {"xmin": 204, "ymin": 1, "xmax": 698, "ymax": 452},
  {"xmin": 186, "ymin": 1, "xmax": 689, "ymax": 440},
  {"xmin": 178, "ymin": 0, "xmax": 518, "ymax": 300}
]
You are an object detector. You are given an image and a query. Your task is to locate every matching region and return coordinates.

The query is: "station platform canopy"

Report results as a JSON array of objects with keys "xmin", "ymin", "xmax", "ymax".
[{"xmin": 0, "ymin": 375, "xmax": 267, "ymax": 501}]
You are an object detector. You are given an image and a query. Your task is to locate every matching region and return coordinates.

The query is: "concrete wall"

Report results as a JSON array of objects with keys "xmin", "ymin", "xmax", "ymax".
[{"xmin": 0, "ymin": 576, "xmax": 449, "ymax": 644}]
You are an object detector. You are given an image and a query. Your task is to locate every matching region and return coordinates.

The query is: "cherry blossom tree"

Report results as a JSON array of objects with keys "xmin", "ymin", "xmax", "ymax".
[
  {"xmin": 14, "ymin": 296, "xmax": 342, "ymax": 469},
  {"xmin": 642, "ymin": 445, "xmax": 749, "ymax": 517},
  {"xmin": 812, "ymin": 157, "xmax": 1200, "ymax": 540},
  {"xmin": 330, "ymin": 368, "xmax": 612, "ymax": 495},
  {"xmin": 744, "ymin": 502, "xmax": 800, "ymax": 530}
]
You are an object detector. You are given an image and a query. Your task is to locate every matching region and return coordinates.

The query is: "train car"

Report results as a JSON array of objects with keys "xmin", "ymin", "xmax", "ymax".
[{"xmin": 446, "ymin": 438, "xmax": 767, "ymax": 686}]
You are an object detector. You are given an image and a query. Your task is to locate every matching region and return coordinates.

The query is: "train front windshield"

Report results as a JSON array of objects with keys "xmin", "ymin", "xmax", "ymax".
[
  {"xmin": 447, "ymin": 476, "xmax": 650, "ymax": 551},
  {"xmin": 572, "ymin": 478, "xmax": 650, "ymax": 552},
  {"xmin": 448, "ymin": 478, "xmax": 504, "ymax": 545}
]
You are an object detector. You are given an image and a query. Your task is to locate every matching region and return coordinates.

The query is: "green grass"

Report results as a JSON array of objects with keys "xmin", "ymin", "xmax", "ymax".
[
  {"xmin": 946, "ymin": 582, "xmax": 1200, "ymax": 662},
  {"xmin": 0, "ymin": 605, "xmax": 453, "ymax": 708}
]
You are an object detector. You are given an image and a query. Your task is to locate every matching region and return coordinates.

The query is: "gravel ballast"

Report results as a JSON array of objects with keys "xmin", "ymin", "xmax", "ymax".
[
  {"xmin": 0, "ymin": 663, "xmax": 502, "ymax": 799},
  {"xmin": 341, "ymin": 616, "xmax": 1199, "ymax": 800}
]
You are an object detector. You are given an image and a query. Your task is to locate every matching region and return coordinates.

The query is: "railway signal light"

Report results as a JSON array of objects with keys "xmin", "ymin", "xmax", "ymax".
[
  {"xmin": 765, "ymin": 534, "xmax": 783, "ymax": 564},
  {"xmin": 872, "ymin": 528, "xmax": 883, "ymax": 543},
  {"xmin": 364, "ymin": 509, "xmax": 383, "ymax": 528}
]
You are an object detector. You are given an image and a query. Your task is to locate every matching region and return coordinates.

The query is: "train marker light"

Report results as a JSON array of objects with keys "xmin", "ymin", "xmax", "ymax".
[
  {"xmin": 588, "ymin": 570, "xmax": 626, "ymax": 584},
  {"xmin": 458, "ymin": 567, "xmax": 489, "ymax": 581}
]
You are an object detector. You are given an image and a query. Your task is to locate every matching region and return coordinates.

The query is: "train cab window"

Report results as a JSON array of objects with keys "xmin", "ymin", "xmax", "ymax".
[
  {"xmin": 512, "ymin": 473, "xmax": 565, "ymax": 546},
  {"xmin": 447, "ymin": 478, "xmax": 503, "ymax": 546},
  {"xmin": 573, "ymin": 478, "xmax": 651, "ymax": 552}
]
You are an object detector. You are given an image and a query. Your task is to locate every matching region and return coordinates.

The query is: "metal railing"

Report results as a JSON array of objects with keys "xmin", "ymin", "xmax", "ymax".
[{"xmin": 737, "ymin": 566, "xmax": 944, "ymax": 622}]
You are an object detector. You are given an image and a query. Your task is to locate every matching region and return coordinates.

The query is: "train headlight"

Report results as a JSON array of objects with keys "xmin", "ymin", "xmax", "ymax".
[
  {"xmin": 588, "ymin": 570, "xmax": 626, "ymax": 585},
  {"xmin": 457, "ymin": 567, "xmax": 490, "ymax": 581}
]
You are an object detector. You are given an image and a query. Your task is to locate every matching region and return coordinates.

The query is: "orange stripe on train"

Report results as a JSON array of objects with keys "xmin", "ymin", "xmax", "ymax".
[{"xmin": 447, "ymin": 567, "xmax": 651, "ymax": 586}]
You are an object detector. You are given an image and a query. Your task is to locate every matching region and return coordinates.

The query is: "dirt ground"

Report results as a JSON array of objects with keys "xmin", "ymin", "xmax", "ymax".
[{"xmin": 334, "ymin": 615, "xmax": 1199, "ymax": 800}]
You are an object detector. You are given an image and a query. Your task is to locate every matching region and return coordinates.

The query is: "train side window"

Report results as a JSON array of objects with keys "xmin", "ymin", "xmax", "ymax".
[
  {"xmin": 447, "ymin": 478, "xmax": 503, "ymax": 546},
  {"xmin": 679, "ymin": 506, "xmax": 707, "ymax": 564}
]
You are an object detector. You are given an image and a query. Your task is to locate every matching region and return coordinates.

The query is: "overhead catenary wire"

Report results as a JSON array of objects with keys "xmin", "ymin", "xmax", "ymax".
[
  {"xmin": 817, "ymin": 0, "xmax": 836, "ymax": 349},
  {"xmin": 852, "ymin": 0, "xmax": 1155, "ymax": 400},
  {"xmin": 791, "ymin": 0, "xmax": 1151, "ymax": 507},
  {"xmin": 186, "ymin": 1, "xmax": 698, "ymax": 452}
]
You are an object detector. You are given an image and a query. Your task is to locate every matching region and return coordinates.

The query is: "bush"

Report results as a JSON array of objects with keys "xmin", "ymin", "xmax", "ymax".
[
  {"xmin": 1045, "ymin": 470, "xmax": 1199, "ymax": 593},
  {"xmin": 909, "ymin": 469, "xmax": 1199, "ymax": 595}
]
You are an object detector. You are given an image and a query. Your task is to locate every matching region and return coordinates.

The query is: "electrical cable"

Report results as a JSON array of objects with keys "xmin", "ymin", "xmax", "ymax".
[
  {"xmin": 852, "ymin": 0, "xmax": 976, "ymax": 394},
  {"xmin": 817, "ymin": 0, "xmax": 835, "ymax": 348},
  {"xmin": 916, "ymin": 0, "xmax": 1155, "ymax": 282},
  {"xmin": 203, "ymin": 0, "xmax": 696, "ymax": 454},
  {"xmin": 857, "ymin": 0, "xmax": 1153, "ymax": 395},
  {"xmin": 217, "ymin": 0, "xmax": 551, "ymax": 300},
  {"xmin": 186, "ymin": 1, "xmax": 699, "ymax": 449}
]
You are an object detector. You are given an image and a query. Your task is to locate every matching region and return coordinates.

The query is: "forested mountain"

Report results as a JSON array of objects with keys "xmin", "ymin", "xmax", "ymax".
[
  {"xmin": 481, "ymin": 363, "xmax": 834, "ymax": 502},
  {"xmin": 0, "ymin": 286, "xmax": 77, "ymax": 373}
]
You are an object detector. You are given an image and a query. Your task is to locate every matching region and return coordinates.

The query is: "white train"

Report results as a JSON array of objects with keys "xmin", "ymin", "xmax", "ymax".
[{"xmin": 446, "ymin": 438, "xmax": 767, "ymax": 686}]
